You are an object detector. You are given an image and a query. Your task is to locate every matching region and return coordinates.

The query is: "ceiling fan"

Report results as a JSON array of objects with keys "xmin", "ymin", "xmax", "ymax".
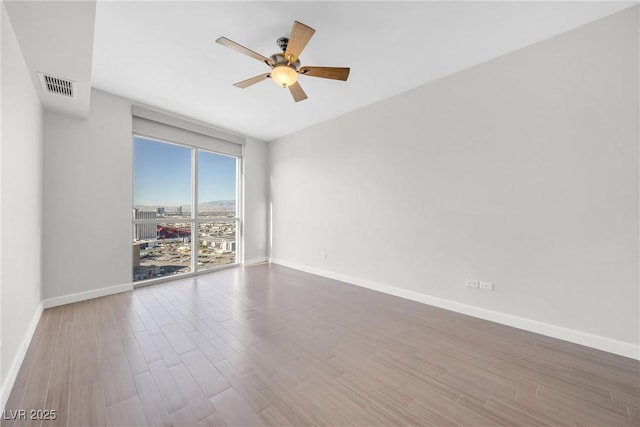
[{"xmin": 215, "ymin": 21, "xmax": 350, "ymax": 102}]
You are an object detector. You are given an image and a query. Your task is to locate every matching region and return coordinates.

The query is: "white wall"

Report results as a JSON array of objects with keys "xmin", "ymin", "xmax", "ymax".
[
  {"xmin": 1, "ymin": 0, "xmax": 43, "ymax": 400},
  {"xmin": 43, "ymin": 89, "xmax": 269, "ymax": 301},
  {"xmin": 43, "ymin": 89, "xmax": 132, "ymax": 300},
  {"xmin": 1, "ymin": 1, "xmax": 4, "ymax": 393},
  {"xmin": 269, "ymin": 8, "xmax": 639, "ymax": 354},
  {"xmin": 243, "ymin": 137, "xmax": 268, "ymax": 264},
  {"xmin": 1, "ymin": 0, "xmax": 4, "ymax": 395}
]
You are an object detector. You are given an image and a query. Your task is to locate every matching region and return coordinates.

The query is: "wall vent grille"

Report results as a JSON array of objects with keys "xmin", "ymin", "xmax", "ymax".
[{"xmin": 38, "ymin": 73, "xmax": 76, "ymax": 99}]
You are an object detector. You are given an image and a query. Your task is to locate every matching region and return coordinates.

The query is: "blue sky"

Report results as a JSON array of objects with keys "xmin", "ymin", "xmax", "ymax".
[{"xmin": 133, "ymin": 136, "xmax": 236, "ymax": 206}]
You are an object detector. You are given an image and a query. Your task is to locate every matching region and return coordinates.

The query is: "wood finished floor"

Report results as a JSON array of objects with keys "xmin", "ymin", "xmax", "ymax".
[{"xmin": 2, "ymin": 264, "xmax": 639, "ymax": 427}]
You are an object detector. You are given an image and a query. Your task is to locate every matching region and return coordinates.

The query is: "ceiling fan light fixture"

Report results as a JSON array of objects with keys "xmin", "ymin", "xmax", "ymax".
[
  {"xmin": 270, "ymin": 65, "xmax": 298, "ymax": 88},
  {"xmin": 216, "ymin": 20, "xmax": 350, "ymax": 102}
]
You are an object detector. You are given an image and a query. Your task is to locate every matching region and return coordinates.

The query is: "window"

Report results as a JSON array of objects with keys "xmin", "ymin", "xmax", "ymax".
[{"xmin": 132, "ymin": 135, "xmax": 240, "ymax": 282}]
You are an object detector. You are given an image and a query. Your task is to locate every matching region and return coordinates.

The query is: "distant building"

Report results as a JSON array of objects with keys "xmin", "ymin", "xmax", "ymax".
[
  {"xmin": 134, "ymin": 209, "xmax": 157, "ymax": 240},
  {"xmin": 157, "ymin": 225, "xmax": 191, "ymax": 240},
  {"xmin": 133, "ymin": 265, "xmax": 161, "ymax": 281},
  {"xmin": 220, "ymin": 240, "xmax": 236, "ymax": 253},
  {"xmin": 156, "ymin": 207, "xmax": 165, "ymax": 215},
  {"xmin": 203, "ymin": 236, "xmax": 236, "ymax": 253}
]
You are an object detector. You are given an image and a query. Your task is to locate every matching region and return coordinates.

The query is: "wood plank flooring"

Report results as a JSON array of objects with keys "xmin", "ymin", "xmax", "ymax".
[{"xmin": 2, "ymin": 264, "xmax": 638, "ymax": 426}]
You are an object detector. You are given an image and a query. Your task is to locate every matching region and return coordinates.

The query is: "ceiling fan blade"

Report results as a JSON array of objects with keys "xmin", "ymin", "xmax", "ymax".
[
  {"xmin": 284, "ymin": 21, "xmax": 315, "ymax": 63},
  {"xmin": 215, "ymin": 37, "xmax": 273, "ymax": 66},
  {"xmin": 233, "ymin": 73, "xmax": 271, "ymax": 89},
  {"xmin": 288, "ymin": 81, "xmax": 308, "ymax": 102},
  {"xmin": 299, "ymin": 66, "xmax": 350, "ymax": 81}
]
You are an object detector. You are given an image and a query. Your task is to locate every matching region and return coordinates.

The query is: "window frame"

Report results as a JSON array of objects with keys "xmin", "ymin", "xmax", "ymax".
[{"xmin": 132, "ymin": 133, "xmax": 243, "ymax": 286}]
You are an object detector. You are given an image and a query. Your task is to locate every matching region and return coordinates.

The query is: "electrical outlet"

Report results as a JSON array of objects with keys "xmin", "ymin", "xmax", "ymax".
[
  {"xmin": 465, "ymin": 279, "xmax": 479, "ymax": 288},
  {"xmin": 479, "ymin": 281, "xmax": 494, "ymax": 291}
]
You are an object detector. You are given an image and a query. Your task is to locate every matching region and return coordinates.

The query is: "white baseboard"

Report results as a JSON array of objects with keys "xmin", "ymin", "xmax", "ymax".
[
  {"xmin": 243, "ymin": 257, "xmax": 269, "ymax": 266},
  {"xmin": 0, "ymin": 302, "xmax": 43, "ymax": 411},
  {"xmin": 270, "ymin": 258, "xmax": 639, "ymax": 360},
  {"xmin": 43, "ymin": 282, "xmax": 133, "ymax": 309}
]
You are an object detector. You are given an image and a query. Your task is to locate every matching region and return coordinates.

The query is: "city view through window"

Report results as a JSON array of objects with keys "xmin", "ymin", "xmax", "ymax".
[{"xmin": 133, "ymin": 136, "xmax": 239, "ymax": 282}]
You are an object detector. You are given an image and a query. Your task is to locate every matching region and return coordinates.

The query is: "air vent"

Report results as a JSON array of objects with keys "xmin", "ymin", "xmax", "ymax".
[{"xmin": 38, "ymin": 72, "xmax": 76, "ymax": 99}]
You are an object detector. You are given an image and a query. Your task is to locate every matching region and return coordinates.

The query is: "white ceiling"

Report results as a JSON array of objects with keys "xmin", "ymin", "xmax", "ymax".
[
  {"xmin": 7, "ymin": 1, "xmax": 637, "ymax": 141},
  {"xmin": 4, "ymin": 0, "xmax": 95, "ymax": 118}
]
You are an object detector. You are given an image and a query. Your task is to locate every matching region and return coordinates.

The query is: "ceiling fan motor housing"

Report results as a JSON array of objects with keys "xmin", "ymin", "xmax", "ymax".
[{"xmin": 269, "ymin": 52, "xmax": 301, "ymax": 70}]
